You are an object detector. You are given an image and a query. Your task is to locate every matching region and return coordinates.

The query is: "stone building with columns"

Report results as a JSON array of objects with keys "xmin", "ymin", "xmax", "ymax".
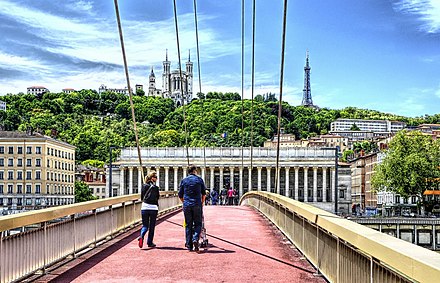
[{"xmin": 107, "ymin": 147, "xmax": 351, "ymax": 214}]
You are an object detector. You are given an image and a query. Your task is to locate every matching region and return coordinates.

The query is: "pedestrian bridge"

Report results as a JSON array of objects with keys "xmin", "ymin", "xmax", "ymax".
[{"xmin": 1, "ymin": 192, "xmax": 439, "ymax": 283}]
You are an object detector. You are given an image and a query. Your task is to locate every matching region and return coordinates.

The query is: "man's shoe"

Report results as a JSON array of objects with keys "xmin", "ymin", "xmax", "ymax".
[
  {"xmin": 147, "ymin": 243, "xmax": 156, "ymax": 248},
  {"xmin": 138, "ymin": 237, "xmax": 144, "ymax": 248},
  {"xmin": 193, "ymin": 241, "xmax": 199, "ymax": 252}
]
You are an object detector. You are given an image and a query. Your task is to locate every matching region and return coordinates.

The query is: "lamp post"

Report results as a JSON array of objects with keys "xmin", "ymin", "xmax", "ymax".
[
  {"xmin": 322, "ymin": 146, "xmax": 340, "ymax": 214},
  {"xmin": 109, "ymin": 145, "xmax": 119, "ymax": 198}
]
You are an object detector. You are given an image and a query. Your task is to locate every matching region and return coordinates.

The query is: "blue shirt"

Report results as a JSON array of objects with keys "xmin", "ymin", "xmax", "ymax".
[{"xmin": 178, "ymin": 174, "xmax": 206, "ymax": 207}]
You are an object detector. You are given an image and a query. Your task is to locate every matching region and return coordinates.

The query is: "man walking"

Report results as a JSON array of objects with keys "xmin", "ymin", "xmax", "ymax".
[{"xmin": 178, "ymin": 165, "xmax": 206, "ymax": 251}]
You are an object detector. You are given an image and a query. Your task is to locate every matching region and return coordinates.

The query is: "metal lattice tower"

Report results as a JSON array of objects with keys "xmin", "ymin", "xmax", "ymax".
[{"xmin": 301, "ymin": 51, "xmax": 314, "ymax": 106}]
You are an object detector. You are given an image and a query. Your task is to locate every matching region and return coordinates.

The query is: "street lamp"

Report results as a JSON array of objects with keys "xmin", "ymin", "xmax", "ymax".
[
  {"xmin": 109, "ymin": 145, "xmax": 120, "ymax": 198},
  {"xmin": 322, "ymin": 146, "xmax": 340, "ymax": 214}
]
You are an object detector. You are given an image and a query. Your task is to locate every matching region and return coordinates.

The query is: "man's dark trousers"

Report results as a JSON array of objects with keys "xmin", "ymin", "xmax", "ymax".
[{"xmin": 183, "ymin": 205, "xmax": 202, "ymax": 248}]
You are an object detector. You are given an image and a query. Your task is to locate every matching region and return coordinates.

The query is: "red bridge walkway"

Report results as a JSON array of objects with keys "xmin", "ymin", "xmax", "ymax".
[{"xmin": 41, "ymin": 206, "xmax": 326, "ymax": 283}]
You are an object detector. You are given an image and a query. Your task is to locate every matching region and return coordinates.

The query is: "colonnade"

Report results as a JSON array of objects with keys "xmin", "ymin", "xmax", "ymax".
[{"xmin": 115, "ymin": 165, "xmax": 336, "ymax": 204}]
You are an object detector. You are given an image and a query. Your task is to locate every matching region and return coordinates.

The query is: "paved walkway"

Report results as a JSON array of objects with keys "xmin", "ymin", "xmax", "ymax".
[{"xmin": 47, "ymin": 206, "xmax": 326, "ymax": 283}]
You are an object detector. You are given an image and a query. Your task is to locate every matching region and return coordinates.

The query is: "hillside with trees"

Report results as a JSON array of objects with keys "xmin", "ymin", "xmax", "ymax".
[{"xmin": 1, "ymin": 90, "xmax": 439, "ymax": 163}]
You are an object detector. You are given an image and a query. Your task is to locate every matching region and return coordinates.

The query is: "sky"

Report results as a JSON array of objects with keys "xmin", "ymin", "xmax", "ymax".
[{"xmin": 0, "ymin": 0, "xmax": 439, "ymax": 117}]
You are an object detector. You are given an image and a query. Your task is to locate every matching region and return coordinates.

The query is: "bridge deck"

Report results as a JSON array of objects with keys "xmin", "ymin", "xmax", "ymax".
[{"xmin": 44, "ymin": 206, "xmax": 325, "ymax": 283}]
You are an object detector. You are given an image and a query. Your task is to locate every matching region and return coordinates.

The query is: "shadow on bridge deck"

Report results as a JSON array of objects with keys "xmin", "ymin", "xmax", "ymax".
[{"xmin": 40, "ymin": 206, "xmax": 326, "ymax": 283}]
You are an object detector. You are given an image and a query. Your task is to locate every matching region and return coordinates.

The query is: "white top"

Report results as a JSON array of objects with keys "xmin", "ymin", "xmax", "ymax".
[{"xmin": 141, "ymin": 202, "xmax": 158, "ymax": 211}]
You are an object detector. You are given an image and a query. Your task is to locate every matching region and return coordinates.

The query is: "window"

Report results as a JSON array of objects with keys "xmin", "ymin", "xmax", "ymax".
[
  {"xmin": 36, "ymin": 171, "xmax": 41, "ymax": 180},
  {"xmin": 36, "ymin": 185, "xmax": 41, "ymax": 194},
  {"xmin": 0, "ymin": 158, "xmax": 3, "ymax": 166},
  {"xmin": 26, "ymin": 171, "xmax": 31, "ymax": 180},
  {"xmin": 8, "ymin": 158, "xmax": 13, "ymax": 166},
  {"xmin": 36, "ymin": 159, "xmax": 41, "ymax": 167},
  {"xmin": 7, "ymin": 185, "xmax": 13, "ymax": 194},
  {"xmin": 26, "ymin": 159, "xmax": 32, "ymax": 166},
  {"xmin": 17, "ymin": 159, "xmax": 22, "ymax": 167},
  {"xmin": 0, "ymin": 198, "xmax": 3, "ymax": 205},
  {"xmin": 17, "ymin": 198, "xmax": 23, "ymax": 206},
  {"xmin": 26, "ymin": 146, "xmax": 32, "ymax": 154},
  {"xmin": 0, "ymin": 171, "xmax": 3, "ymax": 180},
  {"xmin": 395, "ymin": 195, "xmax": 401, "ymax": 204},
  {"xmin": 0, "ymin": 184, "xmax": 3, "ymax": 194},
  {"xmin": 8, "ymin": 146, "xmax": 13, "ymax": 154},
  {"xmin": 26, "ymin": 198, "xmax": 32, "ymax": 205},
  {"xmin": 35, "ymin": 198, "xmax": 41, "ymax": 205},
  {"xmin": 339, "ymin": 189, "xmax": 345, "ymax": 199},
  {"xmin": 46, "ymin": 184, "xmax": 50, "ymax": 194},
  {"xmin": 47, "ymin": 159, "xmax": 50, "ymax": 168},
  {"xmin": 26, "ymin": 185, "xmax": 31, "ymax": 194},
  {"xmin": 36, "ymin": 146, "xmax": 41, "ymax": 154},
  {"xmin": 8, "ymin": 171, "xmax": 13, "ymax": 180},
  {"xmin": 51, "ymin": 148, "xmax": 53, "ymax": 156},
  {"xmin": 411, "ymin": 196, "xmax": 417, "ymax": 204},
  {"xmin": 17, "ymin": 171, "xmax": 22, "ymax": 180},
  {"xmin": 17, "ymin": 147, "xmax": 23, "ymax": 154},
  {"xmin": 7, "ymin": 198, "xmax": 12, "ymax": 205},
  {"xmin": 47, "ymin": 148, "xmax": 50, "ymax": 155},
  {"xmin": 17, "ymin": 185, "xmax": 22, "ymax": 194},
  {"xmin": 0, "ymin": 146, "xmax": 4, "ymax": 154}
]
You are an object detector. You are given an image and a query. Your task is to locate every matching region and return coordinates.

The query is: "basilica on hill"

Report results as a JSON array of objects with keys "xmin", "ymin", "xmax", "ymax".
[{"xmin": 147, "ymin": 50, "xmax": 193, "ymax": 106}]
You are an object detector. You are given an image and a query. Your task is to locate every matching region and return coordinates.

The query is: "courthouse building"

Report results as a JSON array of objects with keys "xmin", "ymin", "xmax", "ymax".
[{"xmin": 109, "ymin": 147, "xmax": 352, "ymax": 214}]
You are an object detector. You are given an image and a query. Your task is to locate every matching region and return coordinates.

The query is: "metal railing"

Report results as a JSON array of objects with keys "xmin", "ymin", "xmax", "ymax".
[
  {"xmin": 0, "ymin": 192, "xmax": 180, "ymax": 283},
  {"xmin": 241, "ymin": 191, "xmax": 440, "ymax": 283}
]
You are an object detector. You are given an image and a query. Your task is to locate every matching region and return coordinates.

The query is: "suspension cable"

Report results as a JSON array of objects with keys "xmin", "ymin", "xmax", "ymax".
[
  {"xmin": 275, "ymin": 0, "xmax": 289, "ymax": 195},
  {"xmin": 250, "ymin": 0, "xmax": 256, "ymax": 172},
  {"xmin": 241, "ymin": 0, "xmax": 245, "ymax": 185},
  {"xmin": 173, "ymin": 0, "xmax": 190, "ymax": 166},
  {"xmin": 193, "ymin": 0, "xmax": 207, "ymax": 170},
  {"xmin": 113, "ymin": 0, "xmax": 144, "ymax": 185}
]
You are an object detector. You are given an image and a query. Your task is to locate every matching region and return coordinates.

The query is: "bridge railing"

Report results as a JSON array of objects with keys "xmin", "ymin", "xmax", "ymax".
[
  {"xmin": 0, "ymin": 192, "xmax": 180, "ymax": 283},
  {"xmin": 241, "ymin": 191, "xmax": 440, "ymax": 283}
]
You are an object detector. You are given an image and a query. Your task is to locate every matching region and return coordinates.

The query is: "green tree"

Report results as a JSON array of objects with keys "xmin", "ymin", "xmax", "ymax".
[
  {"xmin": 372, "ymin": 131, "xmax": 440, "ymax": 199},
  {"xmin": 350, "ymin": 123, "xmax": 360, "ymax": 131},
  {"xmin": 75, "ymin": 181, "xmax": 98, "ymax": 203}
]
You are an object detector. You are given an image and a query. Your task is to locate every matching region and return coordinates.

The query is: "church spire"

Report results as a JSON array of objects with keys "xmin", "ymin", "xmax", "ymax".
[{"xmin": 188, "ymin": 49, "xmax": 191, "ymax": 62}]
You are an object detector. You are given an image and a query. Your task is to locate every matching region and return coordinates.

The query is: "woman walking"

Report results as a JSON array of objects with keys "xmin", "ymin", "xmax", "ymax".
[{"xmin": 138, "ymin": 171, "xmax": 160, "ymax": 248}]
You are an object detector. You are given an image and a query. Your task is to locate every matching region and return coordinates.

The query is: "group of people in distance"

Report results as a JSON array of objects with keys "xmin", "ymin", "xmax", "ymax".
[
  {"xmin": 206, "ymin": 185, "xmax": 239, "ymax": 206},
  {"xmin": 138, "ymin": 164, "xmax": 207, "ymax": 252}
]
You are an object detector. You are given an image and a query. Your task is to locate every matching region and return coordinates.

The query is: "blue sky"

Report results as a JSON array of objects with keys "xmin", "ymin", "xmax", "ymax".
[{"xmin": 0, "ymin": 0, "xmax": 439, "ymax": 117}]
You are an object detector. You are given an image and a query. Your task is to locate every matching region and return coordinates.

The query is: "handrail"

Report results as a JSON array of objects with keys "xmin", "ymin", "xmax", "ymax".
[
  {"xmin": 0, "ymin": 191, "xmax": 178, "ymax": 232},
  {"xmin": 241, "ymin": 191, "xmax": 440, "ymax": 282}
]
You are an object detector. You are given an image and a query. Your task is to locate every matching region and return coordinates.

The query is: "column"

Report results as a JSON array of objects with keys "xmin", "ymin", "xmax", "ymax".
[
  {"xmin": 230, "ymin": 166, "xmax": 234, "ymax": 188},
  {"xmin": 294, "ymin": 167, "xmax": 299, "ymax": 200},
  {"xmin": 239, "ymin": 166, "xmax": 243, "ymax": 196},
  {"xmin": 138, "ymin": 166, "xmax": 142, "ymax": 193},
  {"xmin": 219, "ymin": 167, "xmax": 224, "ymax": 190},
  {"xmin": 313, "ymin": 167, "xmax": 318, "ymax": 202},
  {"xmin": 183, "ymin": 167, "xmax": 187, "ymax": 178},
  {"xmin": 164, "ymin": 166, "xmax": 169, "ymax": 191},
  {"xmin": 201, "ymin": 167, "xmax": 206, "ymax": 182},
  {"xmin": 331, "ymin": 168, "xmax": 336, "ymax": 203},
  {"xmin": 276, "ymin": 168, "xmax": 281, "ymax": 195},
  {"xmin": 322, "ymin": 167, "xmax": 327, "ymax": 202},
  {"xmin": 156, "ymin": 167, "xmax": 160, "ymax": 187},
  {"xmin": 304, "ymin": 167, "xmax": 308, "ymax": 202},
  {"xmin": 285, "ymin": 167, "xmax": 290, "ymax": 197},
  {"xmin": 257, "ymin": 167, "xmax": 262, "ymax": 191},
  {"xmin": 248, "ymin": 167, "xmax": 252, "ymax": 191},
  {"xmin": 210, "ymin": 167, "xmax": 215, "ymax": 190},
  {"xmin": 174, "ymin": 167, "xmax": 178, "ymax": 191},
  {"xmin": 129, "ymin": 167, "xmax": 133, "ymax": 195},
  {"xmin": 119, "ymin": 167, "xmax": 125, "ymax": 196},
  {"xmin": 267, "ymin": 167, "xmax": 271, "ymax": 191}
]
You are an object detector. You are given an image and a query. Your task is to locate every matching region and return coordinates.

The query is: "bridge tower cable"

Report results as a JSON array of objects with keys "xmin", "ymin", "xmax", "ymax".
[
  {"xmin": 173, "ymin": 0, "xmax": 190, "ymax": 166},
  {"xmin": 240, "ymin": 0, "xmax": 245, "ymax": 188},
  {"xmin": 192, "ymin": 0, "xmax": 207, "ymax": 170},
  {"xmin": 113, "ymin": 0, "xmax": 145, "ymax": 185},
  {"xmin": 275, "ymin": 0, "xmax": 289, "ymax": 195},
  {"xmin": 250, "ymin": 0, "xmax": 256, "ymax": 173}
]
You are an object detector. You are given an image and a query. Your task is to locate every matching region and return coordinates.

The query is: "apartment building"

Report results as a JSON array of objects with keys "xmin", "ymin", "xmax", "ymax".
[
  {"xmin": 0, "ymin": 131, "xmax": 76, "ymax": 212},
  {"xmin": 330, "ymin": 118, "xmax": 406, "ymax": 133},
  {"xmin": 76, "ymin": 164, "xmax": 106, "ymax": 199},
  {"xmin": 27, "ymin": 86, "xmax": 50, "ymax": 95}
]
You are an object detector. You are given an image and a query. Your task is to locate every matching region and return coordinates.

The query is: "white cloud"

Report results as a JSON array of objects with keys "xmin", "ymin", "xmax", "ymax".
[{"xmin": 394, "ymin": 0, "xmax": 440, "ymax": 33}]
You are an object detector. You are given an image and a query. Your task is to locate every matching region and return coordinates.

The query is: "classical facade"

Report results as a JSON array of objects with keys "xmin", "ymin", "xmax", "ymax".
[
  {"xmin": 0, "ymin": 131, "xmax": 76, "ymax": 212},
  {"xmin": 108, "ymin": 147, "xmax": 351, "ymax": 214}
]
